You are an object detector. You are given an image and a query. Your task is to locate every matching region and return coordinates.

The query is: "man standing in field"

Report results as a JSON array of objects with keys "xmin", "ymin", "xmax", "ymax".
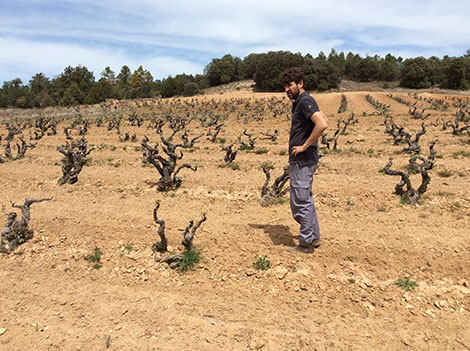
[{"xmin": 280, "ymin": 68, "xmax": 328, "ymax": 253}]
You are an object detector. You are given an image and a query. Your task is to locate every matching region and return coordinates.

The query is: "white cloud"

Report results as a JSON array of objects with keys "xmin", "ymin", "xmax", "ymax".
[
  {"xmin": 1, "ymin": 0, "xmax": 470, "ymax": 83},
  {"xmin": 0, "ymin": 37, "xmax": 203, "ymax": 82}
]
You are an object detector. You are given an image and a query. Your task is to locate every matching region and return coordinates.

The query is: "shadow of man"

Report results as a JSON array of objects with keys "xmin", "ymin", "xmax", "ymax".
[{"xmin": 249, "ymin": 224, "xmax": 296, "ymax": 247}]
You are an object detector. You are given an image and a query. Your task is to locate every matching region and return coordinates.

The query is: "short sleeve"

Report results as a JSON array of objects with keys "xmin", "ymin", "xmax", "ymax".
[{"xmin": 300, "ymin": 98, "xmax": 319, "ymax": 119}]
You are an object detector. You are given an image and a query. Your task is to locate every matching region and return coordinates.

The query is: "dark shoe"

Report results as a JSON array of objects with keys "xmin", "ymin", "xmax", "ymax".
[
  {"xmin": 286, "ymin": 244, "xmax": 315, "ymax": 254},
  {"xmin": 311, "ymin": 238, "xmax": 321, "ymax": 248}
]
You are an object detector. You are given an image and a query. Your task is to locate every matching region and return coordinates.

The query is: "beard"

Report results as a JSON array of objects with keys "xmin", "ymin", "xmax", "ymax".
[{"xmin": 287, "ymin": 88, "xmax": 299, "ymax": 100}]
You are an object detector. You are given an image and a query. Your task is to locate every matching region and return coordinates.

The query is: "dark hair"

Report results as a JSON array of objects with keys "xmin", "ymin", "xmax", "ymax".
[{"xmin": 279, "ymin": 68, "xmax": 304, "ymax": 85}]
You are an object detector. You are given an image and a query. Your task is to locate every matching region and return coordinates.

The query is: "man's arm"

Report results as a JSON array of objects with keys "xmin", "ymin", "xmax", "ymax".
[{"xmin": 291, "ymin": 111, "xmax": 328, "ymax": 157}]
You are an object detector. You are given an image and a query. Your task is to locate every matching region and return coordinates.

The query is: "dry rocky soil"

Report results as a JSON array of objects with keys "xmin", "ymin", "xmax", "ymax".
[{"xmin": 0, "ymin": 88, "xmax": 469, "ymax": 350}]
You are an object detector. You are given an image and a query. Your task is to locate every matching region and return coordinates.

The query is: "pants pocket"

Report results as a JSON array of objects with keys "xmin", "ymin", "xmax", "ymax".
[{"xmin": 291, "ymin": 180, "xmax": 311, "ymax": 202}]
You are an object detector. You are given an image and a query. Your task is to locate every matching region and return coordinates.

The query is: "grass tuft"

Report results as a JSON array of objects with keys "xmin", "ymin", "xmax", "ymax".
[
  {"xmin": 84, "ymin": 247, "xmax": 102, "ymax": 264},
  {"xmin": 253, "ymin": 256, "xmax": 270, "ymax": 270},
  {"xmin": 260, "ymin": 161, "xmax": 275, "ymax": 170},
  {"xmin": 178, "ymin": 248, "xmax": 202, "ymax": 272},
  {"xmin": 255, "ymin": 148, "xmax": 269, "ymax": 154},
  {"xmin": 438, "ymin": 170, "xmax": 452, "ymax": 178},
  {"xmin": 396, "ymin": 277, "xmax": 418, "ymax": 291}
]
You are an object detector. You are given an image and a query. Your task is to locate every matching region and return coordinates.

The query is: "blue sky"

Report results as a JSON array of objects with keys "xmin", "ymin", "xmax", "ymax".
[{"xmin": 1, "ymin": 0, "xmax": 469, "ymax": 84}]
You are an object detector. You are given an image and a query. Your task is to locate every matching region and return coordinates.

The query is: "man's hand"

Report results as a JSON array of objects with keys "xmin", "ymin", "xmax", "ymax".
[
  {"xmin": 291, "ymin": 145, "xmax": 306, "ymax": 157},
  {"xmin": 290, "ymin": 111, "xmax": 328, "ymax": 158}
]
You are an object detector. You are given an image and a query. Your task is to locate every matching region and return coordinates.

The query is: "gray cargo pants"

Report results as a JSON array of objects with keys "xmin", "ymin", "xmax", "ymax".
[{"xmin": 289, "ymin": 162, "xmax": 320, "ymax": 246}]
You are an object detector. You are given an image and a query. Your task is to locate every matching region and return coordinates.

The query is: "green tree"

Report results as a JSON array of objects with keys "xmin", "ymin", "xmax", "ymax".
[
  {"xmin": 53, "ymin": 65, "xmax": 95, "ymax": 104},
  {"xmin": 254, "ymin": 51, "xmax": 304, "ymax": 91},
  {"xmin": 172, "ymin": 74, "xmax": 199, "ymax": 96},
  {"xmin": 86, "ymin": 78, "xmax": 116, "ymax": 104},
  {"xmin": 302, "ymin": 55, "xmax": 340, "ymax": 91},
  {"xmin": 427, "ymin": 56, "xmax": 443, "ymax": 85},
  {"xmin": 29, "ymin": 73, "xmax": 54, "ymax": 107},
  {"xmin": 344, "ymin": 52, "xmax": 362, "ymax": 81},
  {"xmin": 328, "ymin": 49, "xmax": 346, "ymax": 76},
  {"xmin": 205, "ymin": 54, "xmax": 242, "ymax": 86},
  {"xmin": 0, "ymin": 78, "xmax": 32, "ymax": 108},
  {"xmin": 128, "ymin": 66, "xmax": 154, "ymax": 98},
  {"xmin": 242, "ymin": 53, "xmax": 263, "ymax": 79},
  {"xmin": 380, "ymin": 54, "xmax": 400, "ymax": 81},
  {"xmin": 440, "ymin": 57, "xmax": 470, "ymax": 90},
  {"xmin": 357, "ymin": 56, "xmax": 381, "ymax": 82},
  {"xmin": 117, "ymin": 65, "xmax": 131, "ymax": 99},
  {"xmin": 160, "ymin": 76, "xmax": 178, "ymax": 98},
  {"xmin": 60, "ymin": 81, "xmax": 84, "ymax": 106},
  {"xmin": 101, "ymin": 66, "xmax": 116, "ymax": 84},
  {"xmin": 183, "ymin": 82, "xmax": 199, "ymax": 96},
  {"xmin": 194, "ymin": 74, "xmax": 209, "ymax": 90},
  {"xmin": 400, "ymin": 57, "xmax": 434, "ymax": 89}
]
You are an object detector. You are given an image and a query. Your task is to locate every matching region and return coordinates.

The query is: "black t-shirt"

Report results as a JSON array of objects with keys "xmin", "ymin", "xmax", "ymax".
[{"xmin": 289, "ymin": 91, "xmax": 320, "ymax": 165}]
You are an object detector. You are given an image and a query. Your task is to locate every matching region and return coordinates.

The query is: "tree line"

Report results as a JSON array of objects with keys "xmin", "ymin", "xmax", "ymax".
[{"xmin": 1, "ymin": 49, "xmax": 470, "ymax": 108}]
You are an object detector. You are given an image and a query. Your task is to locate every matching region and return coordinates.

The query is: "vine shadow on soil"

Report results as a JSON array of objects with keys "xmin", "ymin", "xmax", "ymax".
[{"xmin": 249, "ymin": 224, "xmax": 296, "ymax": 247}]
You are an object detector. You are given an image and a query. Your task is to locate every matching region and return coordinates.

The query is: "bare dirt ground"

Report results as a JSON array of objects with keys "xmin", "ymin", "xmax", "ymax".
[{"xmin": 0, "ymin": 90, "xmax": 469, "ymax": 350}]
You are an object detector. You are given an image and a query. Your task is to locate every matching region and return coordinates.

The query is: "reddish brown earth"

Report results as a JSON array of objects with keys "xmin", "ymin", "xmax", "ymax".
[{"xmin": 0, "ymin": 90, "xmax": 469, "ymax": 350}]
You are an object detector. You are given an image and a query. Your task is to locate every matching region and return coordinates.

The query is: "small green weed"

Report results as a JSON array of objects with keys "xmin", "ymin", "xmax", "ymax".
[
  {"xmin": 124, "ymin": 244, "xmax": 132, "ymax": 252},
  {"xmin": 219, "ymin": 162, "xmax": 241, "ymax": 170},
  {"xmin": 178, "ymin": 248, "xmax": 202, "ymax": 272},
  {"xmin": 452, "ymin": 150, "xmax": 470, "ymax": 158},
  {"xmin": 346, "ymin": 199, "xmax": 354, "ymax": 206},
  {"xmin": 438, "ymin": 170, "xmax": 452, "ymax": 178},
  {"xmin": 229, "ymin": 163, "xmax": 240, "ymax": 170},
  {"xmin": 348, "ymin": 147, "xmax": 362, "ymax": 154},
  {"xmin": 260, "ymin": 161, "xmax": 275, "ymax": 170},
  {"xmin": 396, "ymin": 277, "xmax": 418, "ymax": 291},
  {"xmin": 348, "ymin": 278, "xmax": 356, "ymax": 284},
  {"xmin": 400, "ymin": 195, "xmax": 410, "ymax": 205},
  {"xmin": 84, "ymin": 247, "xmax": 102, "ymax": 263},
  {"xmin": 253, "ymin": 256, "xmax": 270, "ymax": 270},
  {"xmin": 239, "ymin": 144, "xmax": 254, "ymax": 151},
  {"xmin": 219, "ymin": 137, "xmax": 226, "ymax": 144},
  {"xmin": 255, "ymin": 148, "xmax": 269, "ymax": 154},
  {"xmin": 435, "ymin": 191, "xmax": 455, "ymax": 196},
  {"xmin": 377, "ymin": 204, "xmax": 388, "ymax": 212},
  {"xmin": 279, "ymin": 150, "xmax": 287, "ymax": 156}
]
